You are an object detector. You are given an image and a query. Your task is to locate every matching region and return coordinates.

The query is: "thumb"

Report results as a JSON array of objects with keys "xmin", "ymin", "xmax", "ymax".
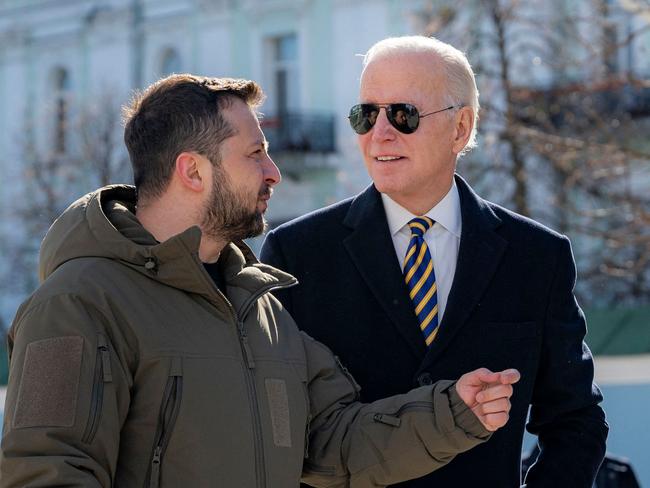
[{"xmin": 497, "ymin": 369, "xmax": 521, "ymax": 385}]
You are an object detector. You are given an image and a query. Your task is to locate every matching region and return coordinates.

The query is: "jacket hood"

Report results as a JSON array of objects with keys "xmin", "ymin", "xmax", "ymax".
[{"xmin": 39, "ymin": 185, "xmax": 296, "ymax": 298}]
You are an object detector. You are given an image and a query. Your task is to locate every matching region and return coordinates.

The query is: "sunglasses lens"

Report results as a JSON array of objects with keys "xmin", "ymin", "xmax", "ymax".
[
  {"xmin": 388, "ymin": 104, "xmax": 419, "ymax": 134},
  {"xmin": 348, "ymin": 103, "xmax": 421, "ymax": 134},
  {"xmin": 349, "ymin": 104, "xmax": 378, "ymax": 134}
]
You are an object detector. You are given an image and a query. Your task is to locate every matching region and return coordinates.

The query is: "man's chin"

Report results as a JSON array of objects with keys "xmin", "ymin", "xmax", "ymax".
[
  {"xmin": 255, "ymin": 216, "xmax": 268, "ymax": 236},
  {"xmin": 255, "ymin": 220, "xmax": 269, "ymax": 238},
  {"xmin": 244, "ymin": 214, "xmax": 267, "ymax": 239}
]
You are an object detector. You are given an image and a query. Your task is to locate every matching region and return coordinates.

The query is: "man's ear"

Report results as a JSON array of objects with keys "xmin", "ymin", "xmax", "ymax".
[
  {"xmin": 452, "ymin": 107, "xmax": 474, "ymax": 154},
  {"xmin": 175, "ymin": 152, "xmax": 206, "ymax": 192}
]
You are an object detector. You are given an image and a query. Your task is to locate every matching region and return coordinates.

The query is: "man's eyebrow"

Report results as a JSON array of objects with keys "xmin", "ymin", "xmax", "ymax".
[{"xmin": 249, "ymin": 139, "xmax": 268, "ymax": 151}]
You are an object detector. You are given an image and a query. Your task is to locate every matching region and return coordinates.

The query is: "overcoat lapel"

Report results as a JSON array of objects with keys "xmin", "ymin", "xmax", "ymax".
[
  {"xmin": 421, "ymin": 175, "xmax": 508, "ymax": 368},
  {"xmin": 342, "ymin": 185, "xmax": 427, "ymax": 361}
]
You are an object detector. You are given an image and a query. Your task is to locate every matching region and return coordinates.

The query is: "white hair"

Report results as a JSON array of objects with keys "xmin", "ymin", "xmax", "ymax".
[{"xmin": 362, "ymin": 36, "xmax": 480, "ymax": 154}]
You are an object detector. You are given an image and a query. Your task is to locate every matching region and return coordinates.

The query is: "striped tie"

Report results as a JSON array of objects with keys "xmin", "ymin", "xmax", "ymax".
[{"xmin": 403, "ymin": 217, "xmax": 439, "ymax": 347}]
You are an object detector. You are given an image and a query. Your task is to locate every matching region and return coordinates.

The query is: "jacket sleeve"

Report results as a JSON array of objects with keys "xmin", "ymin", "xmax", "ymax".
[
  {"xmin": 0, "ymin": 294, "xmax": 131, "ymax": 487},
  {"xmin": 300, "ymin": 333, "xmax": 491, "ymax": 488},
  {"xmin": 523, "ymin": 237, "xmax": 608, "ymax": 488}
]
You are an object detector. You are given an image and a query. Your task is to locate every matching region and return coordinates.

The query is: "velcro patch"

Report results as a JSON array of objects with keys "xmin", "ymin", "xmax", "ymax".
[
  {"xmin": 265, "ymin": 378, "xmax": 291, "ymax": 447},
  {"xmin": 13, "ymin": 336, "xmax": 84, "ymax": 429}
]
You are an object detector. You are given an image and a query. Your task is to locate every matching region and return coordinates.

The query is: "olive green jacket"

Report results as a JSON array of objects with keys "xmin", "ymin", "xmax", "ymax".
[{"xmin": 1, "ymin": 185, "xmax": 490, "ymax": 487}]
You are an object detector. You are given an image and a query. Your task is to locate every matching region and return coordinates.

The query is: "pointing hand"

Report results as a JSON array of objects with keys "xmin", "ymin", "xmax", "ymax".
[{"xmin": 456, "ymin": 368, "xmax": 521, "ymax": 431}]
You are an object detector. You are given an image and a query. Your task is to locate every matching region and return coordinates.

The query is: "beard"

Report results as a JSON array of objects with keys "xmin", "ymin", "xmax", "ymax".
[{"xmin": 200, "ymin": 165, "xmax": 270, "ymax": 243}]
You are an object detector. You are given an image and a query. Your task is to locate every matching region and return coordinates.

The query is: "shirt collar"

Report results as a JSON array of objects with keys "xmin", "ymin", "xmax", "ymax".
[{"xmin": 381, "ymin": 180, "xmax": 462, "ymax": 238}]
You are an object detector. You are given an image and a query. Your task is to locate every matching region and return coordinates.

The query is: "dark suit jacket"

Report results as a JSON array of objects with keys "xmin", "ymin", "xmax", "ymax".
[{"xmin": 261, "ymin": 175, "xmax": 608, "ymax": 487}]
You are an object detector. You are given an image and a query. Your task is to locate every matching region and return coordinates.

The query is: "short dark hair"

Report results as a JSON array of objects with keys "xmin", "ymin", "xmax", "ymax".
[{"xmin": 123, "ymin": 74, "xmax": 264, "ymax": 200}]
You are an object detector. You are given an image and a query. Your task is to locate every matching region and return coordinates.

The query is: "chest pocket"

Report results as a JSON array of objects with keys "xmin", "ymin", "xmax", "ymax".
[
  {"xmin": 479, "ymin": 321, "xmax": 539, "ymax": 341},
  {"xmin": 145, "ymin": 357, "xmax": 183, "ymax": 488},
  {"xmin": 475, "ymin": 321, "xmax": 540, "ymax": 372}
]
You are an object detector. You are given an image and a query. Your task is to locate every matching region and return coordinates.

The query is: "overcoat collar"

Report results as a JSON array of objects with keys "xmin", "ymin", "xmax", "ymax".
[{"xmin": 342, "ymin": 175, "xmax": 507, "ymax": 365}]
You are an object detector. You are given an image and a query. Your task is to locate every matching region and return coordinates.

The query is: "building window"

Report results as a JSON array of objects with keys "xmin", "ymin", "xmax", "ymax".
[
  {"xmin": 260, "ymin": 33, "xmax": 335, "ymax": 154},
  {"xmin": 160, "ymin": 48, "xmax": 182, "ymax": 76},
  {"xmin": 269, "ymin": 33, "xmax": 299, "ymax": 115},
  {"xmin": 52, "ymin": 67, "xmax": 71, "ymax": 154}
]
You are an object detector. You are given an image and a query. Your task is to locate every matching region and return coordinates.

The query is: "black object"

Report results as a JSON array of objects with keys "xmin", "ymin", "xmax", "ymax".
[
  {"xmin": 348, "ymin": 103, "xmax": 456, "ymax": 134},
  {"xmin": 523, "ymin": 445, "xmax": 641, "ymax": 487}
]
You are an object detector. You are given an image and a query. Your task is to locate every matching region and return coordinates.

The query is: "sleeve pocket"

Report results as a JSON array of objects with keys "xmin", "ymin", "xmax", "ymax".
[{"xmin": 13, "ymin": 336, "xmax": 84, "ymax": 429}]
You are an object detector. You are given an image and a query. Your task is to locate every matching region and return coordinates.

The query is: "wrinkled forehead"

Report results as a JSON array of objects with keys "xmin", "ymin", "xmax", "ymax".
[{"xmin": 359, "ymin": 51, "xmax": 445, "ymax": 104}]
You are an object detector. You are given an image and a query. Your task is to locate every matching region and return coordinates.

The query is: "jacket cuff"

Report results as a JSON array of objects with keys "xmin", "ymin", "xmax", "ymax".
[{"xmin": 435, "ymin": 380, "xmax": 492, "ymax": 440}]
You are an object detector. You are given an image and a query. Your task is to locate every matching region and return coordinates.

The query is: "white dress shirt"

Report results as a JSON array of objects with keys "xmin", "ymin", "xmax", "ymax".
[{"xmin": 381, "ymin": 181, "xmax": 462, "ymax": 322}]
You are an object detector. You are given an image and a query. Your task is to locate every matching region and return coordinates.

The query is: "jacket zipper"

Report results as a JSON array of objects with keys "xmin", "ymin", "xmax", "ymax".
[
  {"xmin": 82, "ymin": 334, "xmax": 112, "ymax": 444},
  {"xmin": 304, "ymin": 410, "xmax": 312, "ymax": 459},
  {"xmin": 236, "ymin": 318, "xmax": 266, "ymax": 488},
  {"xmin": 146, "ymin": 357, "xmax": 183, "ymax": 488},
  {"xmin": 232, "ymin": 281, "xmax": 297, "ymax": 488},
  {"xmin": 233, "ymin": 281, "xmax": 298, "ymax": 370},
  {"xmin": 197, "ymin": 254, "xmax": 296, "ymax": 488},
  {"xmin": 395, "ymin": 401, "xmax": 434, "ymax": 415},
  {"xmin": 235, "ymin": 281, "xmax": 297, "ymax": 321},
  {"xmin": 372, "ymin": 401, "xmax": 435, "ymax": 427}
]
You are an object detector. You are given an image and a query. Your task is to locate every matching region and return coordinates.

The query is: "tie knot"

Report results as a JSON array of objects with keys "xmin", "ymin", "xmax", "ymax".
[{"xmin": 408, "ymin": 217, "xmax": 434, "ymax": 237}]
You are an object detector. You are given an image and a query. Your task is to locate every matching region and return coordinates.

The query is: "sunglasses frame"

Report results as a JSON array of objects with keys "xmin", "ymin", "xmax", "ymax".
[{"xmin": 348, "ymin": 103, "xmax": 457, "ymax": 135}]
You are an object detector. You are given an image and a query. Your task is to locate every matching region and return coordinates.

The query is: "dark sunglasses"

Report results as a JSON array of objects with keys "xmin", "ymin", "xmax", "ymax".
[{"xmin": 348, "ymin": 103, "xmax": 456, "ymax": 134}]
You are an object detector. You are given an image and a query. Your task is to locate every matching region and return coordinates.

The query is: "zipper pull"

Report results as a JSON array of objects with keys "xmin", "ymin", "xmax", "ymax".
[
  {"xmin": 150, "ymin": 446, "xmax": 162, "ymax": 488},
  {"xmin": 238, "ymin": 321, "xmax": 256, "ymax": 369},
  {"xmin": 97, "ymin": 335, "xmax": 113, "ymax": 383},
  {"xmin": 373, "ymin": 413, "xmax": 402, "ymax": 427}
]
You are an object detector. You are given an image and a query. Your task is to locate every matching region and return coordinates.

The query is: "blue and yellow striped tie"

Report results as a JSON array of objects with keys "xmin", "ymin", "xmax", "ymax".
[{"xmin": 403, "ymin": 217, "xmax": 439, "ymax": 347}]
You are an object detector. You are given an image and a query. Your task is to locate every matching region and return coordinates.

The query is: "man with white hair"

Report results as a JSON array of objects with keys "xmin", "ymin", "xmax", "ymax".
[{"xmin": 262, "ymin": 36, "xmax": 608, "ymax": 487}]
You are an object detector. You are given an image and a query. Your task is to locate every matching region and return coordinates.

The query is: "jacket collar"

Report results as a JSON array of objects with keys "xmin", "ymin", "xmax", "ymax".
[
  {"xmin": 342, "ymin": 184, "xmax": 428, "ymax": 361},
  {"xmin": 380, "ymin": 180, "xmax": 462, "ymax": 239},
  {"xmin": 40, "ymin": 185, "xmax": 297, "ymax": 314},
  {"xmin": 420, "ymin": 175, "xmax": 507, "ymax": 368}
]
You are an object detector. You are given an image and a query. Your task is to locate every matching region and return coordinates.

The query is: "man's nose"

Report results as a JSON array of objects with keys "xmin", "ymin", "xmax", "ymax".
[
  {"xmin": 263, "ymin": 156, "xmax": 282, "ymax": 186},
  {"xmin": 371, "ymin": 108, "xmax": 396, "ymax": 141}
]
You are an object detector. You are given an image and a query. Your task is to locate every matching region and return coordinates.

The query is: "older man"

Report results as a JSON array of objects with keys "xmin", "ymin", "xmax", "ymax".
[
  {"xmin": 0, "ymin": 74, "xmax": 518, "ymax": 487},
  {"xmin": 261, "ymin": 36, "xmax": 608, "ymax": 487}
]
